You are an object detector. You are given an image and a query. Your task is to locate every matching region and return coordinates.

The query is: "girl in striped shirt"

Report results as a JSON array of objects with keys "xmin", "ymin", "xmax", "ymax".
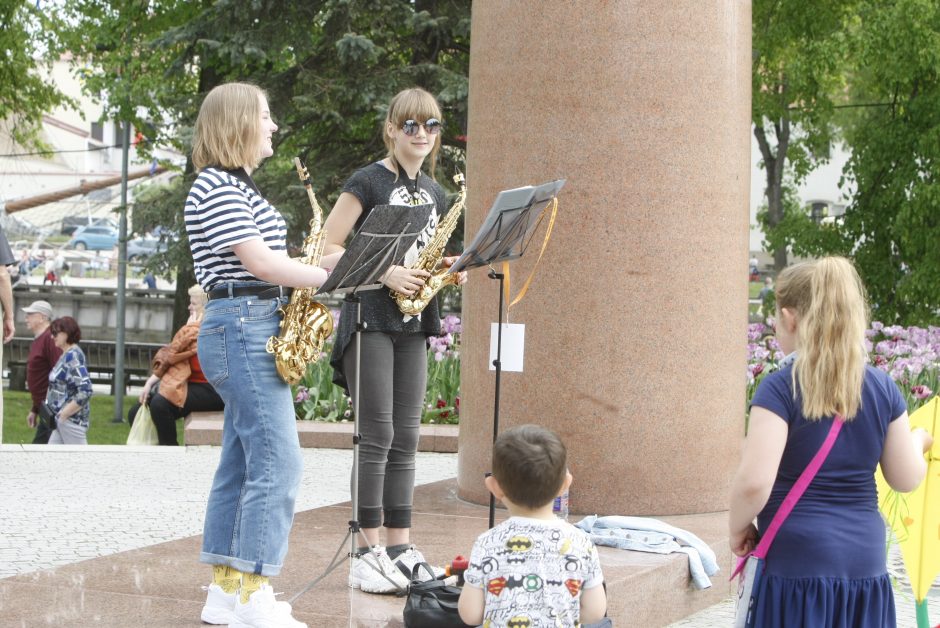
[{"xmin": 185, "ymin": 82, "xmax": 339, "ymax": 628}]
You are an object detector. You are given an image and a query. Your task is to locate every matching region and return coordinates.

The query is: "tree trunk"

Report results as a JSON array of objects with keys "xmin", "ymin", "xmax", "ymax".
[
  {"xmin": 754, "ymin": 118, "xmax": 790, "ymax": 272},
  {"xmin": 172, "ymin": 66, "xmax": 222, "ymax": 331}
]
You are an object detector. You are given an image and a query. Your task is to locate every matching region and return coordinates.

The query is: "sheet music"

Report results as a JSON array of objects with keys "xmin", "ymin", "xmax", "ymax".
[
  {"xmin": 447, "ymin": 179, "xmax": 565, "ymax": 273},
  {"xmin": 316, "ymin": 203, "xmax": 433, "ymax": 295}
]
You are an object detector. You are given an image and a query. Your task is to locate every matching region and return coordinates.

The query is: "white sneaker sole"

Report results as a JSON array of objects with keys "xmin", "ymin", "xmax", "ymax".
[
  {"xmin": 201, "ymin": 605, "xmax": 235, "ymax": 624},
  {"xmin": 348, "ymin": 574, "xmax": 405, "ymax": 594},
  {"xmin": 229, "ymin": 617, "xmax": 306, "ymax": 628}
]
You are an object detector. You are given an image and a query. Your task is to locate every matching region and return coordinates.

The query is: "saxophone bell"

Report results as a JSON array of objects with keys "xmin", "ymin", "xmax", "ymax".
[{"xmin": 265, "ymin": 157, "xmax": 335, "ymax": 384}]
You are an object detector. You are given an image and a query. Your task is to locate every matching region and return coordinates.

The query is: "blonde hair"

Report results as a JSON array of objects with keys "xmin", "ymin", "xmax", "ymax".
[
  {"xmin": 187, "ymin": 284, "xmax": 207, "ymax": 323},
  {"xmin": 192, "ymin": 83, "xmax": 266, "ymax": 171},
  {"xmin": 776, "ymin": 257, "xmax": 869, "ymax": 420},
  {"xmin": 383, "ymin": 88, "xmax": 443, "ymax": 180}
]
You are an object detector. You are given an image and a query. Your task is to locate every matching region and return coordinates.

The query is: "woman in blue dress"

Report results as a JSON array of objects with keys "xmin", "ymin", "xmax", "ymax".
[{"xmin": 729, "ymin": 256, "xmax": 932, "ymax": 627}]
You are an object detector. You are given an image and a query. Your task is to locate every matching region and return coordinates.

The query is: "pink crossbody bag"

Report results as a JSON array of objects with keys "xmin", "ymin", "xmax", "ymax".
[{"xmin": 731, "ymin": 417, "xmax": 844, "ymax": 628}]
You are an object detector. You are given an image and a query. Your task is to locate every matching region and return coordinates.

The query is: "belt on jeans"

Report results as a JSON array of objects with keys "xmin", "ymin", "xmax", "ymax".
[{"xmin": 206, "ymin": 284, "xmax": 292, "ymax": 301}]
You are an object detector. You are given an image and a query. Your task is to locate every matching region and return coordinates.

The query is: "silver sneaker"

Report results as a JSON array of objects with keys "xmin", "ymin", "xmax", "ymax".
[{"xmin": 348, "ymin": 545, "xmax": 410, "ymax": 594}]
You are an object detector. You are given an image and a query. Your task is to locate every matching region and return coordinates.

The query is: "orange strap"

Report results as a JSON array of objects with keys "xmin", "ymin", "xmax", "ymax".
[{"xmin": 502, "ymin": 197, "xmax": 559, "ymax": 309}]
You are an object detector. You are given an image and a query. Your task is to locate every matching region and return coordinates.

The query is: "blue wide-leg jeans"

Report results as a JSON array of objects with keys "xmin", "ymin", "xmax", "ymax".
[{"xmin": 197, "ymin": 286, "xmax": 303, "ymax": 576}]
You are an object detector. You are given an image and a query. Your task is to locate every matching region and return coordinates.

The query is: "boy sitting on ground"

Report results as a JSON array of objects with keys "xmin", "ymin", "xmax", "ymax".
[{"xmin": 458, "ymin": 424, "xmax": 607, "ymax": 627}]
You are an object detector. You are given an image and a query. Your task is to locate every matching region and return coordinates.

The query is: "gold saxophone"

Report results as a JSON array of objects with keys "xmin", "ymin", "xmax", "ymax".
[
  {"xmin": 391, "ymin": 172, "xmax": 466, "ymax": 316},
  {"xmin": 265, "ymin": 157, "xmax": 335, "ymax": 384}
]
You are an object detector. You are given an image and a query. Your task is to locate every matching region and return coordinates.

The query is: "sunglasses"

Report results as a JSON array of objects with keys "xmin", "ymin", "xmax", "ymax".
[{"xmin": 401, "ymin": 118, "xmax": 442, "ymax": 136}]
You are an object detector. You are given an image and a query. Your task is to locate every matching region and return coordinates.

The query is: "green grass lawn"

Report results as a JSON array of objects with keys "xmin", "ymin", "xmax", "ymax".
[
  {"xmin": 749, "ymin": 281, "xmax": 763, "ymax": 299},
  {"xmin": 2, "ymin": 390, "xmax": 184, "ymax": 445}
]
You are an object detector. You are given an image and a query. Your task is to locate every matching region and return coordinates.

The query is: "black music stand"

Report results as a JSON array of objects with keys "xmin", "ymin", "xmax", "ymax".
[
  {"xmin": 448, "ymin": 179, "xmax": 565, "ymax": 528},
  {"xmin": 289, "ymin": 202, "xmax": 433, "ymax": 602}
]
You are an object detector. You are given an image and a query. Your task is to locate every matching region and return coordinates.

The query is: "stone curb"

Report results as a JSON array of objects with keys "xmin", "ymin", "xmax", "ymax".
[{"xmin": 183, "ymin": 411, "xmax": 459, "ymax": 453}]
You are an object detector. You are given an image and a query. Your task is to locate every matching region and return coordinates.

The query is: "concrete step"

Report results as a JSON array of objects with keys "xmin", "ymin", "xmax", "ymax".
[{"xmin": 183, "ymin": 411, "xmax": 458, "ymax": 452}]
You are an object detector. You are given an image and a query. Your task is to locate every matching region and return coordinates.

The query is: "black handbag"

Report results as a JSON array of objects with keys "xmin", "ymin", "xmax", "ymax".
[
  {"xmin": 402, "ymin": 563, "xmax": 471, "ymax": 628},
  {"xmin": 38, "ymin": 403, "xmax": 57, "ymax": 430}
]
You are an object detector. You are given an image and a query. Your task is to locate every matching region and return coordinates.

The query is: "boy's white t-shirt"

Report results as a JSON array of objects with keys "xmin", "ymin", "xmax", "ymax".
[{"xmin": 464, "ymin": 516, "xmax": 604, "ymax": 627}]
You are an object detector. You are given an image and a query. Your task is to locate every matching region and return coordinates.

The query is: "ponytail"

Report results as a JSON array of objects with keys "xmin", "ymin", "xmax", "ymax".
[{"xmin": 777, "ymin": 257, "xmax": 869, "ymax": 420}]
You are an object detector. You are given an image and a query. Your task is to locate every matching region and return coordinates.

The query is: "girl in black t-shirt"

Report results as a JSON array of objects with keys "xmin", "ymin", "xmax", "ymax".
[{"xmin": 323, "ymin": 87, "xmax": 466, "ymax": 594}]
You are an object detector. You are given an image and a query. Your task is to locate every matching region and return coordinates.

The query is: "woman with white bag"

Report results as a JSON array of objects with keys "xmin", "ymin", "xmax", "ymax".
[{"xmin": 127, "ymin": 284, "xmax": 223, "ymax": 446}]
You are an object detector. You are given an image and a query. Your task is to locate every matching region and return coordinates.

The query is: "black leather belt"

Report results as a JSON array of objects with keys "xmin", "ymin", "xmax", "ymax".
[{"xmin": 207, "ymin": 285, "xmax": 292, "ymax": 301}]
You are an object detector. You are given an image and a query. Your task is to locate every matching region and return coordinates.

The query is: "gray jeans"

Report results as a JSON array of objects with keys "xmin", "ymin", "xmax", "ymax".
[
  {"xmin": 48, "ymin": 419, "xmax": 88, "ymax": 445},
  {"xmin": 343, "ymin": 331, "xmax": 427, "ymax": 529}
]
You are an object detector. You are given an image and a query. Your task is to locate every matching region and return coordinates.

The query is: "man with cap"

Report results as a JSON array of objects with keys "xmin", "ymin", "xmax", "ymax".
[{"xmin": 22, "ymin": 300, "xmax": 62, "ymax": 444}]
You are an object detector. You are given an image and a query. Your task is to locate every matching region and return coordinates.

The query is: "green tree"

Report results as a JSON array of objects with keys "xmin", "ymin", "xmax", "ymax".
[
  {"xmin": 60, "ymin": 0, "xmax": 470, "ymax": 326},
  {"xmin": 752, "ymin": 0, "xmax": 856, "ymax": 271},
  {"xmin": 0, "ymin": 1, "xmax": 72, "ymax": 149},
  {"xmin": 835, "ymin": 0, "xmax": 940, "ymax": 324}
]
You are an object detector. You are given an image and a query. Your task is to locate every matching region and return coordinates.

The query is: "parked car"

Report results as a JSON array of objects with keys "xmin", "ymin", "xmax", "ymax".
[
  {"xmin": 61, "ymin": 216, "xmax": 118, "ymax": 236},
  {"xmin": 68, "ymin": 225, "xmax": 119, "ymax": 251},
  {"xmin": 126, "ymin": 235, "xmax": 167, "ymax": 262}
]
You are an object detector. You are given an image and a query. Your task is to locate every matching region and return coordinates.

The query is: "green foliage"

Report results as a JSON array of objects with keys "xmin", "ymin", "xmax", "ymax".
[
  {"xmin": 752, "ymin": 0, "xmax": 940, "ymax": 324},
  {"xmin": 59, "ymin": 0, "xmax": 204, "ymax": 156},
  {"xmin": 291, "ymin": 315, "xmax": 462, "ymax": 424},
  {"xmin": 752, "ymin": 0, "xmax": 857, "ymax": 270},
  {"xmin": 55, "ymin": 0, "xmax": 470, "ymax": 307},
  {"xmin": 833, "ymin": 0, "xmax": 940, "ymax": 324},
  {"xmin": 756, "ymin": 179, "xmax": 849, "ymax": 259},
  {"xmin": 0, "ymin": 1, "xmax": 74, "ymax": 149},
  {"xmin": 753, "ymin": 0, "xmax": 853, "ymax": 174},
  {"xmin": 292, "ymin": 348, "xmax": 352, "ymax": 422},
  {"xmin": 1, "ymin": 391, "xmax": 166, "ymax": 445}
]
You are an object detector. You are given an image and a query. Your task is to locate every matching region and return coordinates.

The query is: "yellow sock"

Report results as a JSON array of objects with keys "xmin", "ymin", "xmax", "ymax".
[
  {"xmin": 212, "ymin": 564, "xmax": 242, "ymax": 594},
  {"xmin": 240, "ymin": 573, "xmax": 269, "ymax": 604}
]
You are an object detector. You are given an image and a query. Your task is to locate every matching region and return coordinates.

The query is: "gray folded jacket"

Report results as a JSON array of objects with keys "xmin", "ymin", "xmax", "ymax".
[{"xmin": 574, "ymin": 514, "xmax": 720, "ymax": 590}]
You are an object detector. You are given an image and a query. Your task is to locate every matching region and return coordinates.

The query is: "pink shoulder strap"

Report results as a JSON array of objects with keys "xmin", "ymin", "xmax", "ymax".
[{"xmin": 731, "ymin": 417, "xmax": 843, "ymax": 579}]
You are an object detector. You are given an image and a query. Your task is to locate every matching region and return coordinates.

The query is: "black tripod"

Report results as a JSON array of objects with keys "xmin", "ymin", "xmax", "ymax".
[{"xmin": 289, "ymin": 202, "xmax": 433, "ymax": 603}]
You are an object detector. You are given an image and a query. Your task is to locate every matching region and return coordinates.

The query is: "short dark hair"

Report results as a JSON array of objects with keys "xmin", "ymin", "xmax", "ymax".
[
  {"xmin": 492, "ymin": 424, "xmax": 567, "ymax": 509},
  {"xmin": 50, "ymin": 316, "xmax": 81, "ymax": 345}
]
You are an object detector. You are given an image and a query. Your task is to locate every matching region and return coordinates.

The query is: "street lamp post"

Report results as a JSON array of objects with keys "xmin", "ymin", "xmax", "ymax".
[{"xmin": 112, "ymin": 121, "xmax": 130, "ymax": 423}]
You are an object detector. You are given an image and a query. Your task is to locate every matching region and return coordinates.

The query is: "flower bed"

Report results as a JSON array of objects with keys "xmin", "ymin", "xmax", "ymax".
[
  {"xmin": 747, "ymin": 322, "xmax": 939, "ymax": 413},
  {"xmin": 290, "ymin": 310, "xmax": 461, "ymax": 424}
]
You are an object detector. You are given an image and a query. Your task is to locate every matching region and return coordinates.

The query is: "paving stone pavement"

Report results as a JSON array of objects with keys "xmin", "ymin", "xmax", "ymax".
[
  {"xmin": 4, "ymin": 444, "xmax": 940, "ymax": 627},
  {"xmin": 0, "ymin": 445, "xmax": 457, "ymax": 579}
]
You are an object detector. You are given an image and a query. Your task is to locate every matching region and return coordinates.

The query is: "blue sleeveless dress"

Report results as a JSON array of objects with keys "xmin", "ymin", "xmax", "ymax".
[{"xmin": 750, "ymin": 364, "xmax": 906, "ymax": 627}]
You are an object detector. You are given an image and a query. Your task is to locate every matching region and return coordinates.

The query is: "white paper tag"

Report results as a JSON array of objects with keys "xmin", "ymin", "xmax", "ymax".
[{"xmin": 489, "ymin": 323, "xmax": 525, "ymax": 372}]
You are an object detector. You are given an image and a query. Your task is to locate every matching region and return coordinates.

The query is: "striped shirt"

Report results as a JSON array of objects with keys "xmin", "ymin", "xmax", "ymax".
[{"xmin": 184, "ymin": 167, "xmax": 287, "ymax": 291}]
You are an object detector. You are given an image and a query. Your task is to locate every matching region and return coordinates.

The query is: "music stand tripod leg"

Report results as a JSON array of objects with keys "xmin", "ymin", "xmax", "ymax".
[{"xmin": 487, "ymin": 270, "xmax": 505, "ymax": 529}]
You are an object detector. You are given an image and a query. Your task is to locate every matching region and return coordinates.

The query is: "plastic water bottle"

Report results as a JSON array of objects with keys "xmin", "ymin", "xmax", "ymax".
[{"xmin": 553, "ymin": 490, "xmax": 569, "ymax": 520}]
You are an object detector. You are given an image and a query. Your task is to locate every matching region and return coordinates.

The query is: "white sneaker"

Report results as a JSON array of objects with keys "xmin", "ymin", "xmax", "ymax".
[
  {"xmin": 348, "ymin": 545, "xmax": 410, "ymax": 594},
  {"xmin": 393, "ymin": 545, "xmax": 445, "ymax": 582},
  {"xmin": 201, "ymin": 583, "xmax": 237, "ymax": 625},
  {"xmin": 229, "ymin": 584, "xmax": 306, "ymax": 628}
]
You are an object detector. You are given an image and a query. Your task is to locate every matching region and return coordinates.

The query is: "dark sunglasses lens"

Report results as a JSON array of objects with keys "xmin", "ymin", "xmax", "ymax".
[
  {"xmin": 402, "ymin": 120, "xmax": 419, "ymax": 136},
  {"xmin": 424, "ymin": 118, "xmax": 442, "ymax": 134}
]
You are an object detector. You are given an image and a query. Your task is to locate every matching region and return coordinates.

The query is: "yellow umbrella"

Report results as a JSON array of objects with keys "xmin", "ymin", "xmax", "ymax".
[{"xmin": 876, "ymin": 395, "xmax": 940, "ymax": 627}]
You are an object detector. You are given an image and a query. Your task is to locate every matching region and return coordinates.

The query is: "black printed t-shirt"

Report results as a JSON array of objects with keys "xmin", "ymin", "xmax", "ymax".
[{"xmin": 329, "ymin": 161, "xmax": 446, "ymax": 391}]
